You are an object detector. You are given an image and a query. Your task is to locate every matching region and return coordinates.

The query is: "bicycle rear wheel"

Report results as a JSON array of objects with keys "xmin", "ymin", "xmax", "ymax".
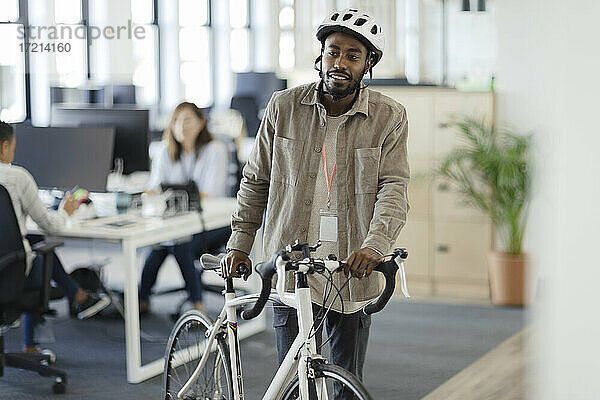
[
  {"xmin": 162, "ymin": 310, "xmax": 233, "ymax": 400},
  {"xmin": 279, "ymin": 363, "xmax": 373, "ymax": 400}
]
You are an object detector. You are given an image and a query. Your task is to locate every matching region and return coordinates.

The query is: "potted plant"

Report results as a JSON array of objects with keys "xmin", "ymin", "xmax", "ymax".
[{"xmin": 437, "ymin": 117, "xmax": 531, "ymax": 306}]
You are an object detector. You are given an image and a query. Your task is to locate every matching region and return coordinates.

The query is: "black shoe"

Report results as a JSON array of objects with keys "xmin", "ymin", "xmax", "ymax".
[{"xmin": 72, "ymin": 293, "xmax": 111, "ymax": 320}]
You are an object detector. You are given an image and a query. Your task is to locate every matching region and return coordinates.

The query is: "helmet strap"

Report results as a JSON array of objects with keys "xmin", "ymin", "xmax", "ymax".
[
  {"xmin": 360, "ymin": 52, "xmax": 374, "ymax": 90},
  {"xmin": 314, "ymin": 54, "xmax": 323, "ymax": 73},
  {"xmin": 316, "ymin": 51, "xmax": 325, "ymax": 98}
]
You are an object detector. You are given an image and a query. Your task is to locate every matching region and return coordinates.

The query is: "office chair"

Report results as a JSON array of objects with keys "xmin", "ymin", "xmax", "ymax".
[
  {"xmin": 213, "ymin": 134, "xmax": 243, "ymax": 198},
  {"xmin": 230, "ymin": 95, "xmax": 261, "ymax": 137},
  {"xmin": 0, "ymin": 184, "xmax": 68, "ymax": 394}
]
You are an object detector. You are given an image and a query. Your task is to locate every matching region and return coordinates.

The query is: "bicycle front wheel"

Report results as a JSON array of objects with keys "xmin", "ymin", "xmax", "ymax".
[
  {"xmin": 162, "ymin": 310, "xmax": 233, "ymax": 400},
  {"xmin": 279, "ymin": 363, "xmax": 373, "ymax": 400}
]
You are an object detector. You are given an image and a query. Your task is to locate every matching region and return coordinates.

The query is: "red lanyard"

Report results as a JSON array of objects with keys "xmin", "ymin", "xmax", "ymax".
[{"xmin": 321, "ymin": 142, "xmax": 336, "ymax": 209}]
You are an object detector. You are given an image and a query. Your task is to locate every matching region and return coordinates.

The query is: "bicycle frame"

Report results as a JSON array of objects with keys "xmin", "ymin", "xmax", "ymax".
[
  {"xmin": 177, "ymin": 269, "xmax": 325, "ymax": 400},
  {"xmin": 173, "ymin": 245, "xmax": 409, "ymax": 400}
]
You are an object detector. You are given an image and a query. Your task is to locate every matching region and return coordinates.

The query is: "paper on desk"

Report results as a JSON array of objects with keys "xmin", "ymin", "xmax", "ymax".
[{"xmin": 80, "ymin": 215, "xmax": 147, "ymax": 229}]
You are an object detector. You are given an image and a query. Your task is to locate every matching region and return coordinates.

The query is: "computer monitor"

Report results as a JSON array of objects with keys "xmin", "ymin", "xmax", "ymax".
[
  {"xmin": 51, "ymin": 106, "xmax": 150, "ymax": 174},
  {"xmin": 12, "ymin": 125, "xmax": 115, "ymax": 192},
  {"xmin": 234, "ymin": 72, "xmax": 287, "ymax": 108},
  {"xmin": 112, "ymin": 85, "xmax": 136, "ymax": 104},
  {"xmin": 50, "ymin": 87, "xmax": 106, "ymax": 105}
]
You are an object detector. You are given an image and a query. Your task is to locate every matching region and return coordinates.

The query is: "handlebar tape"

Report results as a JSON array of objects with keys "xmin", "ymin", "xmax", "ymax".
[
  {"xmin": 240, "ymin": 251, "xmax": 288, "ymax": 320},
  {"xmin": 363, "ymin": 259, "xmax": 399, "ymax": 315}
]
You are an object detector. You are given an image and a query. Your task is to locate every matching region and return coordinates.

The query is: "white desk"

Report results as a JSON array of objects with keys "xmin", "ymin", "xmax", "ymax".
[{"xmin": 29, "ymin": 197, "xmax": 265, "ymax": 383}]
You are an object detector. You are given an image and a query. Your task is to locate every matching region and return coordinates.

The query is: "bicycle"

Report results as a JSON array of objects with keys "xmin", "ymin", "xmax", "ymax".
[{"xmin": 162, "ymin": 240, "xmax": 409, "ymax": 400}]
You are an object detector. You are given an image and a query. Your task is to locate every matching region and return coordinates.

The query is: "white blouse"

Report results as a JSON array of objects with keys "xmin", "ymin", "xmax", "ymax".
[
  {"xmin": 0, "ymin": 162, "xmax": 67, "ymax": 275},
  {"xmin": 147, "ymin": 139, "xmax": 229, "ymax": 197}
]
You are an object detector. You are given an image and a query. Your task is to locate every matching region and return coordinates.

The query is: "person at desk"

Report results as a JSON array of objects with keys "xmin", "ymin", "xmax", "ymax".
[
  {"xmin": 139, "ymin": 102, "xmax": 231, "ymax": 313},
  {"xmin": 0, "ymin": 121, "xmax": 111, "ymax": 353}
]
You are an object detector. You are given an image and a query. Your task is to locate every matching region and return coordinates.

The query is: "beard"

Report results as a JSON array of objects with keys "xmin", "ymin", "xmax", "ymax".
[{"xmin": 320, "ymin": 68, "xmax": 362, "ymax": 101}]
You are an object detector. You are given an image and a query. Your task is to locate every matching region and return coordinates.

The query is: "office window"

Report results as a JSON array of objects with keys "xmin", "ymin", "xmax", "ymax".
[
  {"xmin": 131, "ymin": 0, "xmax": 154, "ymax": 25},
  {"xmin": 133, "ymin": 26, "xmax": 158, "ymax": 105},
  {"xmin": 0, "ymin": 2, "xmax": 26, "ymax": 123},
  {"xmin": 54, "ymin": 32, "xmax": 86, "ymax": 87},
  {"xmin": 179, "ymin": 0, "xmax": 209, "ymax": 27},
  {"xmin": 230, "ymin": 0, "xmax": 250, "ymax": 72},
  {"xmin": 178, "ymin": 0, "xmax": 212, "ymax": 107},
  {"xmin": 53, "ymin": 0, "xmax": 86, "ymax": 87},
  {"xmin": 1, "ymin": 0, "xmax": 19, "ymax": 22},
  {"xmin": 54, "ymin": 0, "xmax": 82, "ymax": 24},
  {"xmin": 0, "ymin": 24, "xmax": 26, "ymax": 122},
  {"xmin": 132, "ymin": 0, "xmax": 159, "ymax": 105},
  {"xmin": 279, "ymin": 0, "xmax": 295, "ymax": 70}
]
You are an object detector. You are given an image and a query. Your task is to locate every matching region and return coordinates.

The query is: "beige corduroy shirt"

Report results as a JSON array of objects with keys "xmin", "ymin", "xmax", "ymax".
[{"xmin": 227, "ymin": 81, "xmax": 410, "ymax": 310}]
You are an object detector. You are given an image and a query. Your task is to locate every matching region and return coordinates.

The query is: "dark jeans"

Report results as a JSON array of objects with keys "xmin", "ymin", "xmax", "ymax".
[
  {"xmin": 23, "ymin": 235, "xmax": 80, "ymax": 347},
  {"xmin": 139, "ymin": 226, "xmax": 231, "ymax": 304},
  {"xmin": 273, "ymin": 304, "xmax": 371, "ymax": 400}
]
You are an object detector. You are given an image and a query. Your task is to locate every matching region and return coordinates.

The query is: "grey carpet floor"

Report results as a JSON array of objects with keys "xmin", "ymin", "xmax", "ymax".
[{"xmin": 0, "ymin": 294, "xmax": 525, "ymax": 400}]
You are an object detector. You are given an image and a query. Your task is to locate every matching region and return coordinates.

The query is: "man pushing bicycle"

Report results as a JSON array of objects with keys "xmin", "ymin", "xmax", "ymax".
[{"xmin": 222, "ymin": 8, "xmax": 410, "ymax": 398}]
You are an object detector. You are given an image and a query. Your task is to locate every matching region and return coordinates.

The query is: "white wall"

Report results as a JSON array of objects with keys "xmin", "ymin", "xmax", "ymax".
[{"xmin": 496, "ymin": 1, "xmax": 600, "ymax": 398}]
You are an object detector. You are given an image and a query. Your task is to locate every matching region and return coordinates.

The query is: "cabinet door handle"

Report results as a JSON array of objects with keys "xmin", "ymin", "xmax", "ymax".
[
  {"xmin": 437, "ymin": 183, "xmax": 449, "ymax": 191},
  {"xmin": 438, "ymin": 122, "xmax": 451, "ymax": 128},
  {"xmin": 436, "ymin": 245, "xmax": 449, "ymax": 252}
]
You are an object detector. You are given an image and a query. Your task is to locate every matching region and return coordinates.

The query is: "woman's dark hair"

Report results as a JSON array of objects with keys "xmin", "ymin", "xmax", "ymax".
[
  {"xmin": 163, "ymin": 102, "xmax": 213, "ymax": 162},
  {"xmin": 0, "ymin": 121, "xmax": 14, "ymax": 144}
]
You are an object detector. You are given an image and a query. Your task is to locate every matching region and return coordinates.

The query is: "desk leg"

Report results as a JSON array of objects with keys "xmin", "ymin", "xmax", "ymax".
[{"xmin": 123, "ymin": 239, "xmax": 142, "ymax": 383}]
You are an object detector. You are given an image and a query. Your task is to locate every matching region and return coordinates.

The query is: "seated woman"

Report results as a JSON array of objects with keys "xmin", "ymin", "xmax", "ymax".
[
  {"xmin": 0, "ymin": 121, "xmax": 111, "ymax": 353},
  {"xmin": 139, "ymin": 102, "xmax": 231, "ymax": 313}
]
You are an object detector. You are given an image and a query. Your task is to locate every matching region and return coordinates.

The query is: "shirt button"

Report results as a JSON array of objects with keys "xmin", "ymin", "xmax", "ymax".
[
  {"xmin": 305, "ymin": 199, "xmax": 312, "ymax": 205},
  {"xmin": 300, "ymin": 227, "xmax": 306, "ymax": 232},
  {"xmin": 314, "ymin": 146, "xmax": 322, "ymax": 153},
  {"xmin": 320, "ymin": 121, "xmax": 325, "ymax": 127},
  {"xmin": 309, "ymin": 172, "xmax": 316, "ymax": 178}
]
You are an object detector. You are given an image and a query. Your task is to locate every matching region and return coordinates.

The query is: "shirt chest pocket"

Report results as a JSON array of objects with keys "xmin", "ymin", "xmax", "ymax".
[
  {"xmin": 354, "ymin": 147, "xmax": 381, "ymax": 194},
  {"xmin": 272, "ymin": 136, "xmax": 305, "ymax": 187}
]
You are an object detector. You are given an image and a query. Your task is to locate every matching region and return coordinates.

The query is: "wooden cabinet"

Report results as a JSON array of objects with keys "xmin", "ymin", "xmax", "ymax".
[
  {"xmin": 375, "ymin": 87, "xmax": 494, "ymax": 301},
  {"xmin": 396, "ymin": 219, "xmax": 429, "ymax": 279},
  {"xmin": 432, "ymin": 92, "xmax": 494, "ymax": 157},
  {"xmin": 431, "ymin": 178, "xmax": 489, "ymax": 221},
  {"xmin": 432, "ymin": 220, "xmax": 491, "ymax": 282}
]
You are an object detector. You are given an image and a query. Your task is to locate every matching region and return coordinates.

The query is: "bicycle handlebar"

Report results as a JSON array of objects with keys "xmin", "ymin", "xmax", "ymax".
[
  {"xmin": 240, "ymin": 248, "xmax": 408, "ymax": 320},
  {"xmin": 240, "ymin": 251, "xmax": 288, "ymax": 320},
  {"xmin": 364, "ymin": 249, "xmax": 407, "ymax": 314}
]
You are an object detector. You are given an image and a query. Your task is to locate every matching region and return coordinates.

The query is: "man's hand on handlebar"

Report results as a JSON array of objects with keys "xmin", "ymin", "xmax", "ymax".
[
  {"xmin": 343, "ymin": 247, "xmax": 381, "ymax": 279},
  {"xmin": 221, "ymin": 250, "xmax": 253, "ymax": 281}
]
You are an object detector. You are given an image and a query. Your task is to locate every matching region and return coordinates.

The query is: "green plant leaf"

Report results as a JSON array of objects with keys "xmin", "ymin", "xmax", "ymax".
[{"xmin": 436, "ymin": 117, "xmax": 531, "ymax": 255}]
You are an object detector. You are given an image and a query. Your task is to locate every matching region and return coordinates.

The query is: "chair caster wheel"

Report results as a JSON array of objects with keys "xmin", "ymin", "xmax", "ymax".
[
  {"xmin": 52, "ymin": 378, "xmax": 66, "ymax": 394},
  {"xmin": 52, "ymin": 382, "xmax": 66, "ymax": 394},
  {"xmin": 42, "ymin": 349, "xmax": 57, "ymax": 364}
]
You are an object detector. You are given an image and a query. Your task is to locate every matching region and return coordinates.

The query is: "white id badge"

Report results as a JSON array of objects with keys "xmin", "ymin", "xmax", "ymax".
[{"xmin": 319, "ymin": 209, "xmax": 338, "ymax": 242}]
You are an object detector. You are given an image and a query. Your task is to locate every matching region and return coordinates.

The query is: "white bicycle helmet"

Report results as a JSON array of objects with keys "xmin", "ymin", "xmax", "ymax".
[{"xmin": 316, "ymin": 8, "xmax": 385, "ymax": 67}]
